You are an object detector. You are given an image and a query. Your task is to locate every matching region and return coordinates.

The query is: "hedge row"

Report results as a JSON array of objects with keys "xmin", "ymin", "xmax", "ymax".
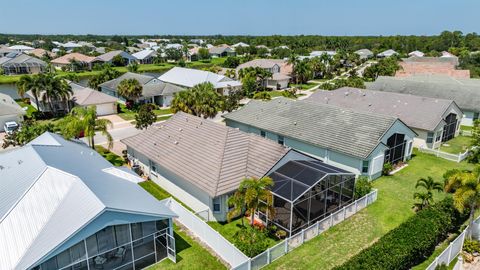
[{"xmin": 334, "ymin": 198, "xmax": 468, "ymax": 270}]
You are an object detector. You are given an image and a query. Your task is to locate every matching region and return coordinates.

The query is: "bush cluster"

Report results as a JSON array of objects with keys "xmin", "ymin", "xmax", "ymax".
[
  {"xmin": 354, "ymin": 176, "xmax": 372, "ymax": 199},
  {"xmin": 334, "ymin": 198, "xmax": 468, "ymax": 270},
  {"xmin": 233, "ymin": 226, "xmax": 270, "ymax": 257}
]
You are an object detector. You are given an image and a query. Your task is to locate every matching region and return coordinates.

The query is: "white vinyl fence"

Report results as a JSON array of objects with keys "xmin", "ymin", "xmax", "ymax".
[
  {"xmin": 426, "ymin": 216, "xmax": 480, "ymax": 270},
  {"xmin": 233, "ymin": 189, "xmax": 378, "ymax": 270},
  {"xmin": 418, "ymin": 147, "xmax": 470, "ymax": 162},
  {"xmin": 164, "ymin": 198, "xmax": 249, "ymax": 268}
]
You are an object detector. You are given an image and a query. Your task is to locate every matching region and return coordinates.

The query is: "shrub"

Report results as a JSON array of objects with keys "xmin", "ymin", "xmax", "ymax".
[
  {"xmin": 382, "ymin": 162, "xmax": 393, "ymax": 175},
  {"xmin": 354, "ymin": 176, "xmax": 372, "ymax": 199},
  {"xmin": 463, "ymin": 239, "xmax": 480, "ymax": 254},
  {"xmin": 334, "ymin": 198, "xmax": 468, "ymax": 270},
  {"xmin": 435, "ymin": 264, "xmax": 448, "ymax": 270},
  {"xmin": 233, "ymin": 226, "xmax": 270, "ymax": 257}
]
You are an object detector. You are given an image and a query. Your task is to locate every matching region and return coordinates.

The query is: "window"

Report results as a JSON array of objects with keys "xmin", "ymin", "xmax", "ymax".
[
  {"xmin": 213, "ymin": 198, "xmax": 221, "ymax": 213},
  {"xmin": 277, "ymin": 135, "xmax": 285, "ymax": 145},
  {"xmin": 362, "ymin": 160, "xmax": 369, "ymax": 173},
  {"xmin": 149, "ymin": 159, "xmax": 157, "ymax": 176},
  {"xmin": 426, "ymin": 132, "xmax": 434, "ymax": 143},
  {"xmin": 260, "ymin": 130, "xmax": 266, "ymax": 137}
]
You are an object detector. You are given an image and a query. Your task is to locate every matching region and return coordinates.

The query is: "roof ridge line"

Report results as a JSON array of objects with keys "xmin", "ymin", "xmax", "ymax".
[{"xmin": 213, "ymin": 127, "xmax": 233, "ymax": 197}]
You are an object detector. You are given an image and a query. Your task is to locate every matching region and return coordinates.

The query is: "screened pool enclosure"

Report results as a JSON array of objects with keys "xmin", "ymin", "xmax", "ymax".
[{"xmin": 258, "ymin": 160, "xmax": 355, "ymax": 236}]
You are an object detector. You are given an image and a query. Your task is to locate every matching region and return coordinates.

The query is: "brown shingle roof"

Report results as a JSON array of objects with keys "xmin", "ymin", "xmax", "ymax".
[
  {"xmin": 51, "ymin": 53, "xmax": 98, "ymax": 65},
  {"xmin": 122, "ymin": 112, "xmax": 288, "ymax": 196}
]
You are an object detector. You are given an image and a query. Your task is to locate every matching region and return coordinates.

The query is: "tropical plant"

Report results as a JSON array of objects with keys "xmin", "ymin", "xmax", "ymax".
[
  {"xmin": 171, "ymin": 82, "xmax": 222, "ymax": 119},
  {"xmin": 444, "ymin": 167, "xmax": 480, "ymax": 237},
  {"xmin": 88, "ymin": 65, "xmax": 121, "ymax": 89},
  {"xmin": 252, "ymin": 91, "xmax": 272, "ymax": 101},
  {"xmin": 221, "ymin": 88, "xmax": 243, "ymax": 112},
  {"xmin": 127, "ymin": 61, "xmax": 139, "ymax": 72},
  {"xmin": 413, "ymin": 177, "xmax": 443, "ymax": 211},
  {"xmin": 39, "ymin": 74, "xmax": 73, "ymax": 114},
  {"xmin": 241, "ymin": 74, "xmax": 257, "ymax": 97},
  {"xmin": 17, "ymin": 75, "xmax": 41, "ymax": 109},
  {"xmin": 57, "ymin": 106, "xmax": 113, "ymax": 149},
  {"xmin": 134, "ymin": 104, "xmax": 156, "ymax": 130},
  {"xmin": 294, "ymin": 59, "xmax": 314, "ymax": 84},
  {"xmin": 233, "ymin": 226, "xmax": 270, "ymax": 257},
  {"xmin": 112, "ymin": 54, "xmax": 126, "ymax": 66},
  {"xmin": 117, "ymin": 78, "xmax": 143, "ymax": 102},
  {"xmin": 223, "ymin": 56, "xmax": 240, "ymax": 68},
  {"xmin": 224, "ymin": 69, "xmax": 237, "ymax": 79},
  {"xmin": 227, "ymin": 177, "xmax": 275, "ymax": 226},
  {"xmin": 198, "ymin": 47, "xmax": 210, "ymax": 60}
]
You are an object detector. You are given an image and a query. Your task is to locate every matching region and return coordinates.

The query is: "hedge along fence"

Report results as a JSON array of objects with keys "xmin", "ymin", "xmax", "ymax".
[{"xmin": 334, "ymin": 197, "xmax": 468, "ymax": 270}]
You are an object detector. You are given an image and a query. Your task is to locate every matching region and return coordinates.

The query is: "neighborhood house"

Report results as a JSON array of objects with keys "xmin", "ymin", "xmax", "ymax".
[
  {"xmin": 223, "ymin": 98, "xmax": 417, "ymax": 179},
  {"xmin": 0, "ymin": 93, "xmax": 25, "ymax": 132},
  {"xmin": 308, "ymin": 87, "xmax": 462, "ymax": 149},
  {"xmin": 236, "ymin": 59, "xmax": 292, "ymax": 89},
  {"xmin": 0, "ymin": 132, "xmax": 177, "ymax": 270}
]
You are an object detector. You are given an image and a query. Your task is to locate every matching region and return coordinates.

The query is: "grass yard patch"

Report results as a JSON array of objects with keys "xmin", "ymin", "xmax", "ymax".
[
  {"xmin": 440, "ymin": 135, "xmax": 472, "ymax": 154},
  {"xmin": 265, "ymin": 151, "xmax": 474, "ymax": 270},
  {"xmin": 95, "ymin": 145, "xmax": 125, "ymax": 166},
  {"xmin": 16, "ymin": 100, "xmax": 37, "ymax": 117}
]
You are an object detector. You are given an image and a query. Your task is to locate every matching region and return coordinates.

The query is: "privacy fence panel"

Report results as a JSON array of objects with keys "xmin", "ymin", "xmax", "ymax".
[{"xmin": 165, "ymin": 199, "xmax": 249, "ymax": 268}]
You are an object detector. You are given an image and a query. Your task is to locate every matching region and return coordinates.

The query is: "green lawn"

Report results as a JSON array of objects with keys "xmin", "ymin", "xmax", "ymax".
[
  {"xmin": 147, "ymin": 224, "xmax": 227, "ymax": 270},
  {"xmin": 207, "ymin": 218, "xmax": 280, "ymax": 250},
  {"xmin": 118, "ymin": 104, "xmax": 173, "ymax": 121},
  {"xmin": 440, "ymin": 135, "xmax": 472, "ymax": 154},
  {"xmin": 95, "ymin": 145, "xmax": 125, "ymax": 166},
  {"xmin": 290, "ymin": 82, "xmax": 319, "ymax": 90},
  {"xmin": 265, "ymin": 151, "xmax": 474, "ymax": 270},
  {"xmin": 16, "ymin": 100, "xmax": 37, "ymax": 117}
]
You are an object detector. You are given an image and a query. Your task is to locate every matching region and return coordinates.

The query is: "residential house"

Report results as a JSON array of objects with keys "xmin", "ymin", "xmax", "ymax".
[
  {"xmin": 355, "ymin": 49, "xmax": 374, "ymax": 60},
  {"xmin": 223, "ymin": 98, "xmax": 417, "ymax": 179},
  {"xmin": 231, "ymin": 42, "xmax": 249, "ymax": 48},
  {"xmin": 96, "ymin": 50, "xmax": 137, "ymax": 65},
  {"xmin": 0, "ymin": 46, "xmax": 14, "ymax": 57},
  {"xmin": 236, "ymin": 59, "xmax": 292, "ymax": 89},
  {"xmin": 51, "ymin": 53, "xmax": 101, "ymax": 70},
  {"xmin": 158, "ymin": 67, "xmax": 242, "ymax": 95},
  {"xmin": 0, "ymin": 93, "xmax": 25, "ymax": 131},
  {"xmin": 208, "ymin": 46, "xmax": 236, "ymax": 58},
  {"xmin": 0, "ymin": 132, "xmax": 177, "ymax": 270},
  {"xmin": 377, "ymin": 49, "xmax": 398, "ymax": 58},
  {"xmin": 100, "ymin": 72, "xmax": 184, "ymax": 107},
  {"xmin": 0, "ymin": 52, "xmax": 47, "ymax": 75},
  {"xmin": 308, "ymin": 87, "xmax": 462, "ymax": 149},
  {"xmin": 396, "ymin": 56, "xmax": 469, "ymax": 78},
  {"xmin": 367, "ymin": 75, "xmax": 480, "ymax": 126},
  {"xmin": 408, "ymin": 50, "xmax": 425, "ymax": 57},
  {"xmin": 28, "ymin": 48, "xmax": 56, "ymax": 59},
  {"xmin": 299, "ymin": 50, "xmax": 336, "ymax": 60},
  {"xmin": 122, "ymin": 112, "xmax": 355, "ymax": 231},
  {"xmin": 8, "ymin": 45, "xmax": 34, "ymax": 53},
  {"xmin": 132, "ymin": 49, "xmax": 157, "ymax": 64},
  {"xmin": 69, "ymin": 82, "xmax": 119, "ymax": 115}
]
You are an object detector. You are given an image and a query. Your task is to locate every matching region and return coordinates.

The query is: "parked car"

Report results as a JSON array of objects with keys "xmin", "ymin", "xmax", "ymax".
[{"xmin": 4, "ymin": 121, "xmax": 19, "ymax": 135}]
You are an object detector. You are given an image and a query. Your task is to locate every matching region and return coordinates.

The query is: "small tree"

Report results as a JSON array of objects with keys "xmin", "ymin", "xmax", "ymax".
[
  {"xmin": 227, "ymin": 177, "xmax": 275, "ymax": 226},
  {"xmin": 135, "ymin": 104, "xmax": 156, "ymax": 130},
  {"xmin": 413, "ymin": 177, "xmax": 443, "ymax": 211},
  {"xmin": 253, "ymin": 91, "xmax": 271, "ymax": 101},
  {"xmin": 112, "ymin": 55, "xmax": 127, "ymax": 66},
  {"xmin": 127, "ymin": 62, "xmax": 139, "ymax": 72},
  {"xmin": 198, "ymin": 48, "xmax": 210, "ymax": 60}
]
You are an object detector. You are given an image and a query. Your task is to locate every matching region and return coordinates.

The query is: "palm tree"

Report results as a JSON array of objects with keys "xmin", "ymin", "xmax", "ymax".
[
  {"xmin": 294, "ymin": 60, "xmax": 313, "ymax": 84},
  {"xmin": 227, "ymin": 177, "xmax": 275, "ymax": 226},
  {"xmin": 17, "ymin": 75, "xmax": 38, "ymax": 106},
  {"xmin": 412, "ymin": 177, "xmax": 443, "ymax": 211},
  {"xmin": 171, "ymin": 82, "xmax": 221, "ymax": 119},
  {"xmin": 224, "ymin": 69, "xmax": 237, "ymax": 79},
  {"xmin": 41, "ymin": 74, "xmax": 73, "ymax": 114},
  {"xmin": 444, "ymin": 168, "xmax": 480, "ymax": 238},
  {"xmin": 58, "ymin": 106, "xmax": 113, "ymax": 149},
  {"xmin": 117, "ymin": 78, "xmax": 143, "ymax": 102},
  {"xmin": 287, "ymin": 53, "xmax": 299, "ymax": 84}
]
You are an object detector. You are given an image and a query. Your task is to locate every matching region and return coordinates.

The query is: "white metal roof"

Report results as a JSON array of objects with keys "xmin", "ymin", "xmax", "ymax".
[
  {"xmin": 132, "ymin": 49, "xmax": 157, "ymax": 60},
  {"xmin": 0, "ymin": 132, "xmax": 176, "ymax": 270},
  {"xmin": 159, "ymin": 67, "xmax": 242, "ymax": 89}
]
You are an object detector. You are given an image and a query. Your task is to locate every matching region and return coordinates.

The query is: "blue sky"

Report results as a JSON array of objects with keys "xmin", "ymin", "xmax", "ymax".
[{"xmin": 1, "ymin": 0, "xmax": 478, "ymax": 36}]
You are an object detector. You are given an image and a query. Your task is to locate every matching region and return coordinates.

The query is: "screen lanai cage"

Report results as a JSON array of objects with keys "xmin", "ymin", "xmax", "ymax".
[{"xmin": 258, "ymin": 159, "xmax": 356, "ymax": 236}]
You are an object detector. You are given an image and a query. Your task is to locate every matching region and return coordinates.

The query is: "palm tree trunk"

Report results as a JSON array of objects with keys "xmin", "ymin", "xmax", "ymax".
[
  {"xmin": 91, "ymin": 135, "xmax": 95, "ymax": 149},
  {"xmin": 469, "ymin": 204, "xmax": 476, "ymax": 239},
  {"xmin": 34, "ymin": 94, "xmax": 40, "ymax": 113},
  {"xmin": 250, "ymin": 209, "xmax": 255, "ymax": 226}
]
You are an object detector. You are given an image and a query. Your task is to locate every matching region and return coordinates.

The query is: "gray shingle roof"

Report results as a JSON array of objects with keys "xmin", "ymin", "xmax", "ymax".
[
  {"xmin": 99, "ymin": 72, "xmax": 156, "ymax": 89},
  {"xmin": 71, "ymin": 84, "xmax": 119, "ymax": 106},
  {"xmin": 223, "ymin": 98, "xmax": 404, "ymax": 159},
  {"xmin": 237, "ymin": 59, "xmax": 282, "ymax": 70},
  {"xmin": 96, "ymin": 50, "xmax": 136, "ymax": 62},
  {"xmin": 367, "ymin": 75, "xmax": 480, "ymax": 112},
  {"xmin": 308, "ymin": 87, "xmax": 460, "ymax": 131},
  {"xmin": 142, "ymin": 82, "xmax": 185, "ymax": 97},
  {"xmin": 122, "ymin": 112, "xmax": 288, "ymax": 197}
]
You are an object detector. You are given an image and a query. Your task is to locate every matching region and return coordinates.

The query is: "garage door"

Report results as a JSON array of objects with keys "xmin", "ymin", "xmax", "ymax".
[{"xmin": 95, "ymin": 103, "xmax": 115, "ymax": 116}]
